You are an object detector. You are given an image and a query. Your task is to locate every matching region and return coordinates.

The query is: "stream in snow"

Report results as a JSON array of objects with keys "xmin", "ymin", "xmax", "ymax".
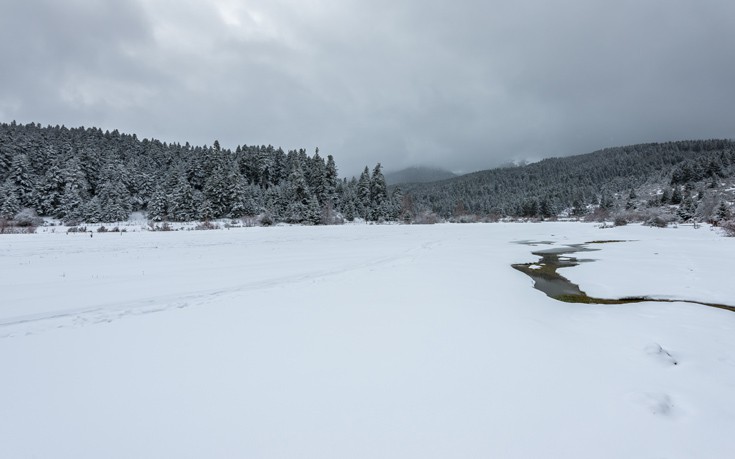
[
  {"xmin": 512, "ymin": 240, "xmax": 735, "ymax": 312},
  {"xmin": 2, "ymin": 222, "xmax": 735, "ymax": 459}
]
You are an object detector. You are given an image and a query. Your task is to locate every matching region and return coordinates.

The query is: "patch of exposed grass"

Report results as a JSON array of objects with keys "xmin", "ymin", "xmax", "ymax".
[
  {"xmin": 514, "ymin": 240, "xmax": 735, "ymax": 313},
  {"xmin": 554, "ymin": 294, "xmax": 647, "ymax": 305},
  {"xmin": 511, "ymin": 263, "xmax": 559, "ymax": 278}
]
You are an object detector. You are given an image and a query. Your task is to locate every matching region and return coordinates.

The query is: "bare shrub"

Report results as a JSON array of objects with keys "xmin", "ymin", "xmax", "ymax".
[
  {"xmin": 97, "ymin": 226, "xmax": 108, "ymax": 233},
  {"xmin": 242, "ymin": 216, "xmax": 258, "ymax": 227},
  {"xmin": 14, "ymin": 209, "xmax": 43, "ymax": 227},
  {"xmin": 451, "ymin": 214, "xmax": 479, "ymax": 223},
  {"xmin": 413, "ymin": 210, "xmax": 440, "ymax": 225},
  {"xmin": 482, "ymin": 213, "xmax": 502, "ymax": 223},
  {"xmin": 645, "ymin": 215, "xmax": 670, "ymax": 228},
  {"xmin": 149, "ymin": 221, "xmax": 173, "ymax": 231},
  {"xmin": 258, "ymin": 213, "xmax": 274, "ymax": 226},
  {"xmin": 613, "ymin": 216, "xmax": 628, "ymax": 226},
  {"xmin": 584, "ymin": 207, "xmax": 610, "ymax": 222},
  {"xmin": 721, "ymin": 220, "xmax": 735, "ymax": 237},
  {"xmin": 320, "ymin": 202, "xmax": 344, "ymax": 225},
  {"xmin": 0, "ymin": 219, "xmax": 38, "ymax": 234},
  {"xmin": 195, "ymin": 221, "xmax": 219, "ymax": 230}
]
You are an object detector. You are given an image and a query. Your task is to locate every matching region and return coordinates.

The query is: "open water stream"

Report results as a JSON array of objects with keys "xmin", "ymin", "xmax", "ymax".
[{"xmin": 512, "ymin": 240, "xmax": 735, "ymax": 312}]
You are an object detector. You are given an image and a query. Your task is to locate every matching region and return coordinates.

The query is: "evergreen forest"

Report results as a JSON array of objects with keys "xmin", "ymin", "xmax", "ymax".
[
  {"xmin": 1, "ymin": 121, "xmax": 734, "ymax": 227},
  {"xmin": 398, "ymin": 140, "xmax": 735, "ymax": 223},
  {"xmin": 0, "ymin": 122, "xmax": 401, "ymax": 224}
]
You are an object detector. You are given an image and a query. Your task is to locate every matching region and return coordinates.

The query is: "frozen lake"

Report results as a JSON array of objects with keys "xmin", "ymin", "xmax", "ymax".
[{"xmin": 1, "ymin": 222, "xmax": 734, "ymax": 458}]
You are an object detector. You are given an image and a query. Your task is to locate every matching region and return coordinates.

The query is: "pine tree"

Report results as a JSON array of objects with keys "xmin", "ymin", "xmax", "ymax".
[
  {"xmin": 305, "ymin": 195, "xmax": 322, "ymax": 225},
  {"xmin": 677, "ymin": 197, "xmax": 697, "ymax": 222},
  {"xmin": 370, "ymin": 163, "xmax": 388, "ymax": 221},
  {"xmin": 343, "ymin": 199, "xmax": 356, "ymax": 222},
  {"xmin": 197, "ymin": 194, "xmax": 216, "ymax": 221},
  {"xmin": 98, "ymin": 176, "xmax": 131, "ymax": 222},
  {"xmin": 357, "ymin": 167, "xmax": 371, "ymax": 220},
  {"xmin": 8, "ymin": 154, "xmax": 36, "ymax": 207},
  {"xmin": 325, "ymin": 155, "xmax": 338, "ymax": 207},
  {"xmin": 241, "ymin": 185, "xmax": 261, "ymax": 216},
  {"xmin": 58, "ymin": 183, "xmax": 84, "ymax": 222},
  {"xmin": 0, "ymin": 184, "xmax": 20, "ymax": 219},
  {"xmin": 284, "ymin": 156, "xmax": 312, "ymax": 223},
  {"xmin": 83, "ymin": 196, "xmax": 103, "ymax": 223},
  {"xmin": 306, "ymin": 150, "xmax": 327, "ymax": 204},
  {"xmin": 660, "ymin": 188, "xmax": 671, "ymax": 205},
  {"xmin": 716, "ymin": 201, "xmax": 731, "ymax": 221},
  {"xmin": 170, "ymin": 179, "xmax": 196, "ymax": 221},
  {"xmin": 36, "ymin": 163, "xmax": 65, "ymax": 215},
  {"xmin": 539, "ymin": 198, "xmax": 555, "ymax": 219},
  {"xmin": 599, "ymin": 191, "xmax": 614, "ymax": 209},
  {"xmin": 671, "ymin": 187, "xmax": 683, "ymax": 204},
  {"xmin": 225, "ymin": 171, "xmax": 248, "ymax": 217},
  {"xmin": 203, "ymin": 161, "xmax": 232, "ymax": 217},
  {"xmin": 147, "ymin": 186, "xmax": 168, "ymax": 221},
  {"xmin": 571, "ymin": 199, "xmax": 587, "ymax": 216}
]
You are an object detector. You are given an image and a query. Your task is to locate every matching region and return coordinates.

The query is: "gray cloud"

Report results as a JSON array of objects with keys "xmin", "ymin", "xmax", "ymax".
[{"xmin": 1, "ymin": 0, "xmax": 734, "ymax": 176}]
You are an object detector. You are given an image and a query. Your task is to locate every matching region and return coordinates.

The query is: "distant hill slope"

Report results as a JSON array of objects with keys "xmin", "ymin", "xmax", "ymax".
[
  {"xmin": 400, "ymin": 140, "xmax": 735, "ymax": 219},
  {"xmin": 385, "ymin": 166, "xmax": 457, "ymax": 185}
]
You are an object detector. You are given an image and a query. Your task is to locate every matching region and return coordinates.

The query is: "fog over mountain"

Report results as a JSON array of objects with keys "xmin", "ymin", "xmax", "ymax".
[
  {"xmin": 1, "ymin": 1, "xmax": 734, "ymax": 176},
  {"xmin": 384, "ymin": 167, "xmax": 457, "ymax": 185}
]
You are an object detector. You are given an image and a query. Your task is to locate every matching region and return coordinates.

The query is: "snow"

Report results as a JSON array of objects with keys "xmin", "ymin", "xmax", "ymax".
[{"xmin": 1, "ymin": 222, "xmax": 734, "ymax": 458}]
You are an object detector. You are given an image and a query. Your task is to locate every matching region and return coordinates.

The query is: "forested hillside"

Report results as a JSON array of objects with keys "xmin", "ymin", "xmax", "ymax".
[
  {"xmin": 400, "ymin": 140, "xmax": 735, "ymax": 222},
  {"xmin": 0, "ymin": 122, "xmax": 402, "ymax": 224},
  {"xmin": 384, "ymin": 167, "xmax": 457, "ymax": 185},
  {"xmin": 1, "ymin": 122, "xmax": 734, "ymax": 227}
]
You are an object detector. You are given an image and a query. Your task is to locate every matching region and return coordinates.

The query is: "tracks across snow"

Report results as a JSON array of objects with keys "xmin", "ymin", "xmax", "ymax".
[{"xmin": 0, "ymin": 232, "xmax": 440, "ymax": 338}]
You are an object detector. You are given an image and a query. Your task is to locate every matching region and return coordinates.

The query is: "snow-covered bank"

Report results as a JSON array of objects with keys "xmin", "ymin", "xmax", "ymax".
[{"xmin": 1, "ymin": 223, "xmax": 734, "ymax": 458}]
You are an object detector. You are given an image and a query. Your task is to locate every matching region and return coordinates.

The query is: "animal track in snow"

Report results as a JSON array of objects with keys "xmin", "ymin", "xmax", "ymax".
[{"xmin": 645, "ymin": 343, "xmax": 679, "ymax": 366}]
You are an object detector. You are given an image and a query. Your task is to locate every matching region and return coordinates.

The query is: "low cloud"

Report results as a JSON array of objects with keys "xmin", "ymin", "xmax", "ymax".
[{"xmin": 2, "ymin": 0, "xmax": 734, "ymax": 176}]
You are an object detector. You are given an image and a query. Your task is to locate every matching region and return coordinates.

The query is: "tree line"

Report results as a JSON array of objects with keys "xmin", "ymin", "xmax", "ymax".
[
  {"xmin": 398, "ymin": 140, "xmax": 735, "ymax": 222},
  {"xmin": 0, "ymin": 121, "xmax": 402, "ymax": 224}
]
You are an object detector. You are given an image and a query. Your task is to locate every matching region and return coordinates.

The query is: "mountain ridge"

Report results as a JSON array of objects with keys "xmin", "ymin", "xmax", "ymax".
[
  {"xmin": 384, "ymin": 166, "xmax": 458, "ymax": 185},
  {"xmin": 398, "ymin": 140, "xmax": 735, "ymax": 221}
]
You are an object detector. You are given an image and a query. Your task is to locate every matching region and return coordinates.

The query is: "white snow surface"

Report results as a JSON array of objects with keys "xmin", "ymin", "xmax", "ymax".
[{"xmin": 1, "ymin": 222, "xmax": 734, "ymax": 458}]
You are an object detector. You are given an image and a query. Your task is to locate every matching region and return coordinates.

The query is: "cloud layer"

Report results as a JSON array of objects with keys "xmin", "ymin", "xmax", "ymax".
[{"xmin": 2, "ymin": 0, "xmax": 734, "ymax": 175}]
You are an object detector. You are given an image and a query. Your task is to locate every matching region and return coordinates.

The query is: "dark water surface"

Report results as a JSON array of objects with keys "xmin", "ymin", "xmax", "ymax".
[{"xmin": 512, "ymin": 241, "xmax": 735, "ymax": 312}]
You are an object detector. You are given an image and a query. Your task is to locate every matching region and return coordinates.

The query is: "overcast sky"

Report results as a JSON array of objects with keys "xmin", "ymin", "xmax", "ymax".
[{"xmin": 1, "ymin": 0, "xmax": 734, "ymax": 175}]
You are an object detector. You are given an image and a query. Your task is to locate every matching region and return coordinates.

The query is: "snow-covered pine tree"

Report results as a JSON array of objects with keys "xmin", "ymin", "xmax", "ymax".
[
  {"xmin": 677, "ymin": 196, "xmax": 697, "ymax": 222},
  {"xmin": 7, "ymin": 154, "xmax": 36, "ymax": 207},
  {"xmin": 147, "ymin": 186, "xmax": 168, "ymax": 221},
  {"xmin": 305, "ymin": 194, "xmax": 322, "ymax": 225},
  {"xmin": 59, "ymin": 183, "xmax": 84, "ymax": 222},
  {"xmin": 97, "ymin": 166, "xmax": 132, "ymax": 222},
  {"xmin": 82, "ymin": 196, "xmax": 103, "ymax": 223},
  {"xmin": 203, "ymin": 161, "xmax": 232, "ymax": 217},
  {"xmin": 0, "ymin": 183, "xmax": 20, "ymax": 219},
  {"xmin": 35, "ymin": 162, "xmax": 65, "ymax": 215},
  {"xmin": 170, "ymin": 178, "xmax": 196, "ymax": 221},
  {"xmin": 325, "ymin": 155, "xmax": 338, "ymax": 207},
  {"xmin": 671, "ymin": 187, "xmax": 683, "ymax": 204},
  {"xmin": 357, "ymin": 167, "xmax": 371, "ymax": 220},
  {"xmin": 716, "ymin": 201, "xmax": 731, "ymax": 221},
  {"xmin": 370, "ymin": 163, "xmax": 388, "ymax": 221}
]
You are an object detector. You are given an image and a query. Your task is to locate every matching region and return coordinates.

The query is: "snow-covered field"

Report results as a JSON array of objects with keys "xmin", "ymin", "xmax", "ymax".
[{"xmin": 1, "ymin": 222, "xmax": 734, "ymax": 458}]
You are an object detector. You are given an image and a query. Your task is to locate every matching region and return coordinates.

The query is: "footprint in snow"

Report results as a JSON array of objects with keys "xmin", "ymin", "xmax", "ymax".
[
  {"xmin": 646, "ymin": 393, "xmax": 675, "ymax": 416},
  {"xmin": 628, "ymin": 392, "xmax": 677, "ymax": 417}
]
